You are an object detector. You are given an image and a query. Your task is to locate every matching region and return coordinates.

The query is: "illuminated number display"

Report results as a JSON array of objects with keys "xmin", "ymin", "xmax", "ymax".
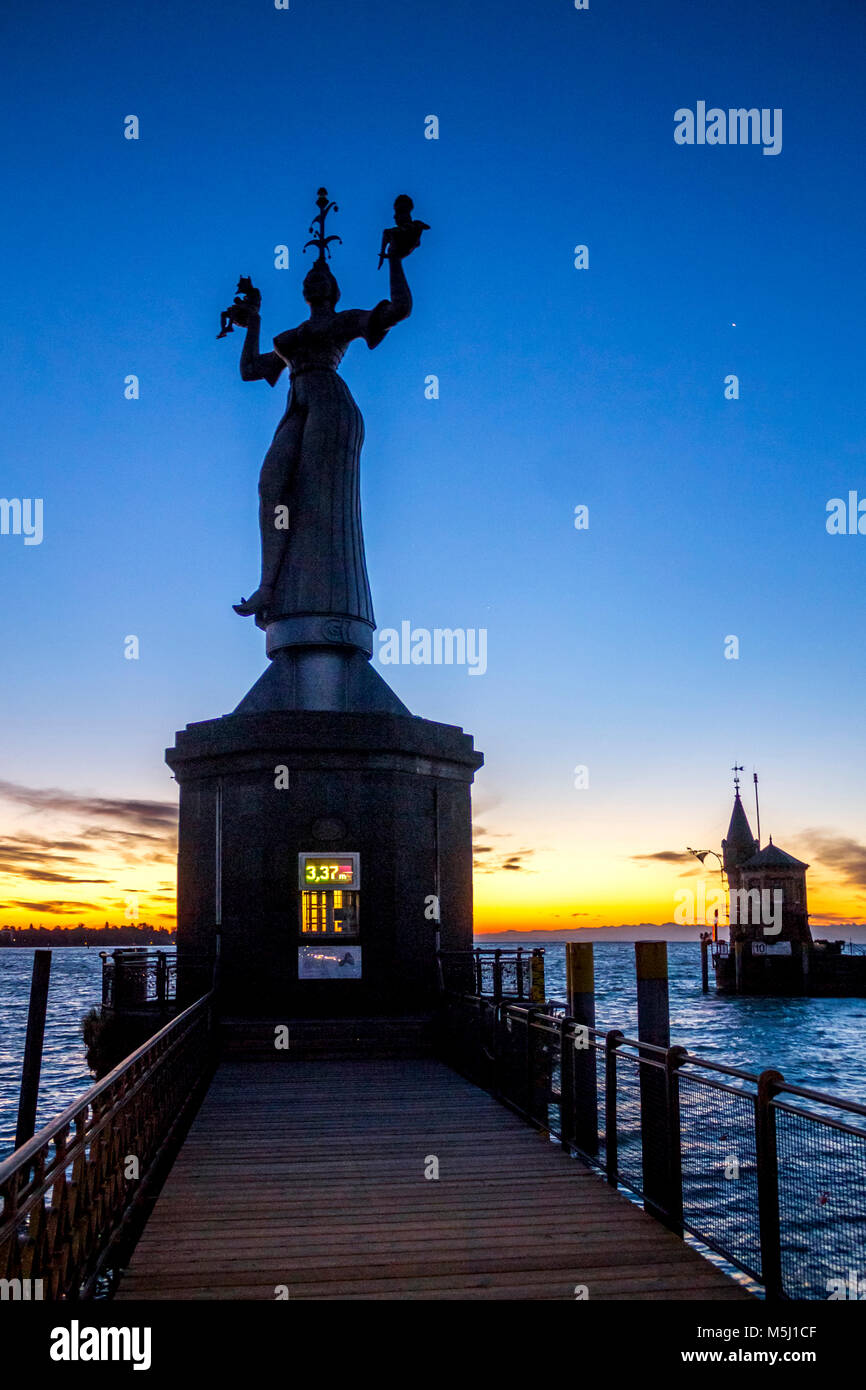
[
  {"xmin": 305, "ymin": 861, "xmax": 353, "ymax": 885},
  {"xmin": 298, "ymin": 852, "xmax": 359, "ymax": 892}
]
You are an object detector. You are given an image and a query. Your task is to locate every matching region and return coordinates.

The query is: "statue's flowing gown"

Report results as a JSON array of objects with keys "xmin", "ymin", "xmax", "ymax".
[{"xmin": 263, "ymin": 305, "xmax": 391, "ymax": 629}]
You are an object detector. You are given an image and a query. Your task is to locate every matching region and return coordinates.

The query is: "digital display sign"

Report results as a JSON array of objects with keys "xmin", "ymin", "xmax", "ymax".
[
  {"xmin": 298, "ymin": 852, "xmax": 359, "ymax": 891},
  {"xmin": 305, "ymin": 861, "xmax": 353, "ymax": 885}
]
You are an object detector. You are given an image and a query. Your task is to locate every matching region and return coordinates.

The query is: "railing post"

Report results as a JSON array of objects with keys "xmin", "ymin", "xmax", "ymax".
[
  {"xmin": 474, "ymin": 948, "xmax": 482, "ymax": 997},
  {"xmin": 492, "ymin": 948, "xmax": 503, "ymax": 1003},
  {"xmin": 530, "ymin": 948, "xmax": 545, "ymax": 1003},
  {"xmin": 566, "ymin": 942, "xmax": 599, "ymax": 1157},
  {"xmin": 756, "ymin": 1068, "xmax": 785, "ymax": 1300},
  {"xmin": 516, "ymin": 947, "xmax": 525, "ymax": 1000},
  {"xmin": 604, "ymin": 1029, "xmax": 624, "ymax": 1185},
  {"xmin": 559, "ymin": 1017, "xmax": 574, "ymax": 1149},
  {"xmin": 636, "ymin": 942, "xmax": 671, "ymax": 1225},
  {"xmin": 156, "ymin": 951, "xmax": 168, "ymax": 1007},
  {"xmin": 525, "ymin": 1007, "xmax": 536, "ymax": 1120},
  {"xmin": 490, "ymin": 1001, "xmax": 503, "ymax": 1099},
  {"xmin": 664, "ymin": 1045, "xmax": 687, "ymax": 1236}
]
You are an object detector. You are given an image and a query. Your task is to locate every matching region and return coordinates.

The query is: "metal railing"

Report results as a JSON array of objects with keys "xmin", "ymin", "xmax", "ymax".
[
  {"xmin": 0, "ymin": 990, "xmax": 216, "ymax": 1299},
  {"xmin": 437, "ymin": 948, "xmax": 544, "ymax": 1001},
  {"xmin": 438, "ymin": 992, "xmax": 866, "ymax": 1301},
  {"xmin": 100, "ymin": 948, "xmax": 176, "ymax": 1010}
]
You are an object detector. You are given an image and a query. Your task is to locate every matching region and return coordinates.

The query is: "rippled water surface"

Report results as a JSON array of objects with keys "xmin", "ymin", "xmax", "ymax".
[
  {"xmin": 1, "ymin": 942, "xmax": 865, "ymax": 1165},
  {"xmin": 0, "ymin": 949, "xmax": 103, "ymax": 1160}
]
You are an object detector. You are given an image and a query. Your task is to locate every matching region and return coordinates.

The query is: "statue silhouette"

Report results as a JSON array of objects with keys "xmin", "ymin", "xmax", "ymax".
[{"xmin": 226, "ymin": 191, "xmax": 419, "ymax": 646}]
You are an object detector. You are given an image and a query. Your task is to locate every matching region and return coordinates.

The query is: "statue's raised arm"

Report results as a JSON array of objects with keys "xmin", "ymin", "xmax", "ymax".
[
  {"xmin": 343, "ymin": 251, "xmax": 413, "ymax": 352},
  {"xmin": 349, "ymin": 193, "xmax": 428, "ymax": 348},
  {"xmin": 216, "ymin": 277, "xmax": 285, "ymax": 386}
]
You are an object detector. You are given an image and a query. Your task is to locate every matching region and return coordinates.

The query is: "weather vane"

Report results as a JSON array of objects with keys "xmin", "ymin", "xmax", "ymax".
[
  {"xmin": 304, "ymin": 187, "xmax": 342, "ymax": 264},
  {"xmin": 732, "ymin": 763, "xmax": 744, "ymax": 791}
]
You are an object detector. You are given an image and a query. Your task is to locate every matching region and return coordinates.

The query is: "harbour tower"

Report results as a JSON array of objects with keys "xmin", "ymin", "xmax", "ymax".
[
  {"xmin": 721, "ymin": 784, "xmax": 812, "ymax": 948},
  {"xmin": 711, "ymin": 773, "xmax": 866, "ymax": 995}
]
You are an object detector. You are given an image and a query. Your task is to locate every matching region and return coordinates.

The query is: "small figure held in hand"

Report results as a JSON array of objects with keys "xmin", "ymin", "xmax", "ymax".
[
  {"xmin": 217, "ymin": 276, "xmax": 263, "ymax": 339},
  {"xmin": 378, "ymin": 194, "xmax": 429, "ymax": 269}
]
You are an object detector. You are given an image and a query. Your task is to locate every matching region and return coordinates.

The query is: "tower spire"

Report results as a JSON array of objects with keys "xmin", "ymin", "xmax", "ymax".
[{"xmin": 722, "ymin": 766, "xmax": 758, "ymax": 876}]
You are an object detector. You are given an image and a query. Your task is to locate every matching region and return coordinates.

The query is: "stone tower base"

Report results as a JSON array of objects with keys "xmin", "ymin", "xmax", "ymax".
[{"xmin": 166, "ymin": 710, "xmax": 483, "ymax": 1018}]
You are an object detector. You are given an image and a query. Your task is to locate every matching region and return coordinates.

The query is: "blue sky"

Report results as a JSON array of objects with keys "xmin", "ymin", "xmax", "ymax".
[{"xmin": 1, "ymin": 0, "xmax": 865, "ymax": 929}]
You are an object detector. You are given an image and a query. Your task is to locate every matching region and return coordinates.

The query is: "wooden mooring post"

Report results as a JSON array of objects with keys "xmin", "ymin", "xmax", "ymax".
[
  {"xmin": 700, "ymin": 932, "xmax": 711, "ymax": 992},
  {"xmin": 564, "ymin": 942, "xmax": 599, "ymax": 1155},
  {"xmin": 15, "ymin": 949, "xmax": 52, "ymax": 1149},
  {"xmin": 635, "ymin": 942, "xmax": 677, "ymax": 1229}
]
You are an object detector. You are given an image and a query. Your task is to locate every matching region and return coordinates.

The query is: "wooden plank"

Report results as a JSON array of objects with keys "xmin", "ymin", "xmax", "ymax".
[{"xmin": 117, "ymin": 1057, "xmax": 753, "ymax": 1302}]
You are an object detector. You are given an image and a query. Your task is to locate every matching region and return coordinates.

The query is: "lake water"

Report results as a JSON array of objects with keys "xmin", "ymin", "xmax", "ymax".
[
  {"xmin": 2, "ymin": 942, "xmax": 864, "ymax": 1162},
  {"xmin": 0, "ymin": 948, "xmax": 103, "ymax": 1160}
]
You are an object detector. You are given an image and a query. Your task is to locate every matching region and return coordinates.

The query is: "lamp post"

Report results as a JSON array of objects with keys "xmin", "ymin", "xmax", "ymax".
[{"xmin": 686, "ymin": 847, "xmax": 726, "ymax": 942}]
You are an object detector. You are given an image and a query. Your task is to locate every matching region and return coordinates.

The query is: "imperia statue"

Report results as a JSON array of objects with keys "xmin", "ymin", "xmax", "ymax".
[{"xmin": 220, "ymin": 189, "xmax": 427, "ymax": 648}]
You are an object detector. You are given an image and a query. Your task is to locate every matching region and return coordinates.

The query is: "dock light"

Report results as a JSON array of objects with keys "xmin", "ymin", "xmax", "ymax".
[{"xmin": 687, "ymin": 847, "xmax": 725, "ymax": 941}]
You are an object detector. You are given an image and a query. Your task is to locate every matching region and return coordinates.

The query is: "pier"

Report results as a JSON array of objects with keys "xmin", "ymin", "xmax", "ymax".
[{"xmin": 3, "ymin": 945, "xmax": 865, "ymax": 1302}]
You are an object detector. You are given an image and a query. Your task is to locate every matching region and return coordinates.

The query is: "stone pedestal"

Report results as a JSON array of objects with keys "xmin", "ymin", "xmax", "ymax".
[{"xmin": 167, "ymin": 709, "xmax": 482, "ymax": 1018}]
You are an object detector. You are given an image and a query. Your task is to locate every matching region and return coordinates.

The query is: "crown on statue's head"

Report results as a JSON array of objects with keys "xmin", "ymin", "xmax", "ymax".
[{"xmin": 303, "ymin": 187, "xmax": 342, "ymax": 265}]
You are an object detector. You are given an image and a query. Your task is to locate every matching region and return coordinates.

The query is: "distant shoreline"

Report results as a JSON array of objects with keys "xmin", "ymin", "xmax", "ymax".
[
  {"xmin": 0, "ymin": 929, "xmax": 175, "ymax": 948},
  {"xmin": 475, "ymin": 924, "xmax": 866, "ymax": 944}
]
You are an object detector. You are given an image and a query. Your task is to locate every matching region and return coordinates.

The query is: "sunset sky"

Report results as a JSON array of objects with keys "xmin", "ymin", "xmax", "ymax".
[{"xmin": 2, "ymin": 0, "xmax": 866, "ymax": 936}]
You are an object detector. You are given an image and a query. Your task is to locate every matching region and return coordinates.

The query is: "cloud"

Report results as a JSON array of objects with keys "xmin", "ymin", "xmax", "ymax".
[
  {"xmin": 0, "ymin": 837, "xmax": 93, "ymax": 856},
  {"xmin": 800, "ymin": 830, "xmax": 866, "ymax": 889},
  {"xmin": 474, "ymin": 847, "xmax": 536, "ymax": 874},
  {"xmin": 0, "ymin": 780, "xmax": 176, "ymax": 831},
  {"xmin": 4, "ymin": 868, "xmax": 112, "ymax": 884},
  {"xmin": 0, "ymin": 899, "xmax": 93, "ymax": 914},
  {"xmin": 0, "ymin": 779, "xmax": 178, "ymax": 918},
  {"xmin": 810, "ymin": 910, "xmax": 866, "ymax": 924},
  {"xmin": 79, "ymin": 827, "xmax": 169, "ymax": 846},
  {"xmin": 632, "ymin": 850, "xmax": 695, "ymax": 863}
]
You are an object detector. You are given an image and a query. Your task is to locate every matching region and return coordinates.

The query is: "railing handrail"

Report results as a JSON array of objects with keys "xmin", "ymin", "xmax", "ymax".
[
  {"xmin": 437, "ymin": 947, "xmax": 545, "ymax": 956},
  {"xmin": 100, "ymin": 946, "xmax": 175, "ymax": 955},
  {"xmin": 500, "ymin": 995, "xmax": 866, "ymax": 1124},
  {"xmin": 0, "ymin": 988, "xmax": 214, "ymax": 1182}
]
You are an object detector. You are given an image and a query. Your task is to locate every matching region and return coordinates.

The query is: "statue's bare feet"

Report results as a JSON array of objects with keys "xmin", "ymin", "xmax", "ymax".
[{"xmin": 233, "ymin": 585, "xmax": 273, "ymax": 617}]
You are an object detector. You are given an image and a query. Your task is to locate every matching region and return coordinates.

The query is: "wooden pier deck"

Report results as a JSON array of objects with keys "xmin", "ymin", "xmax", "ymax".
[{"xmin": 117, "ymin": 1057, "xmax": 753, "ymax": 1301}]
